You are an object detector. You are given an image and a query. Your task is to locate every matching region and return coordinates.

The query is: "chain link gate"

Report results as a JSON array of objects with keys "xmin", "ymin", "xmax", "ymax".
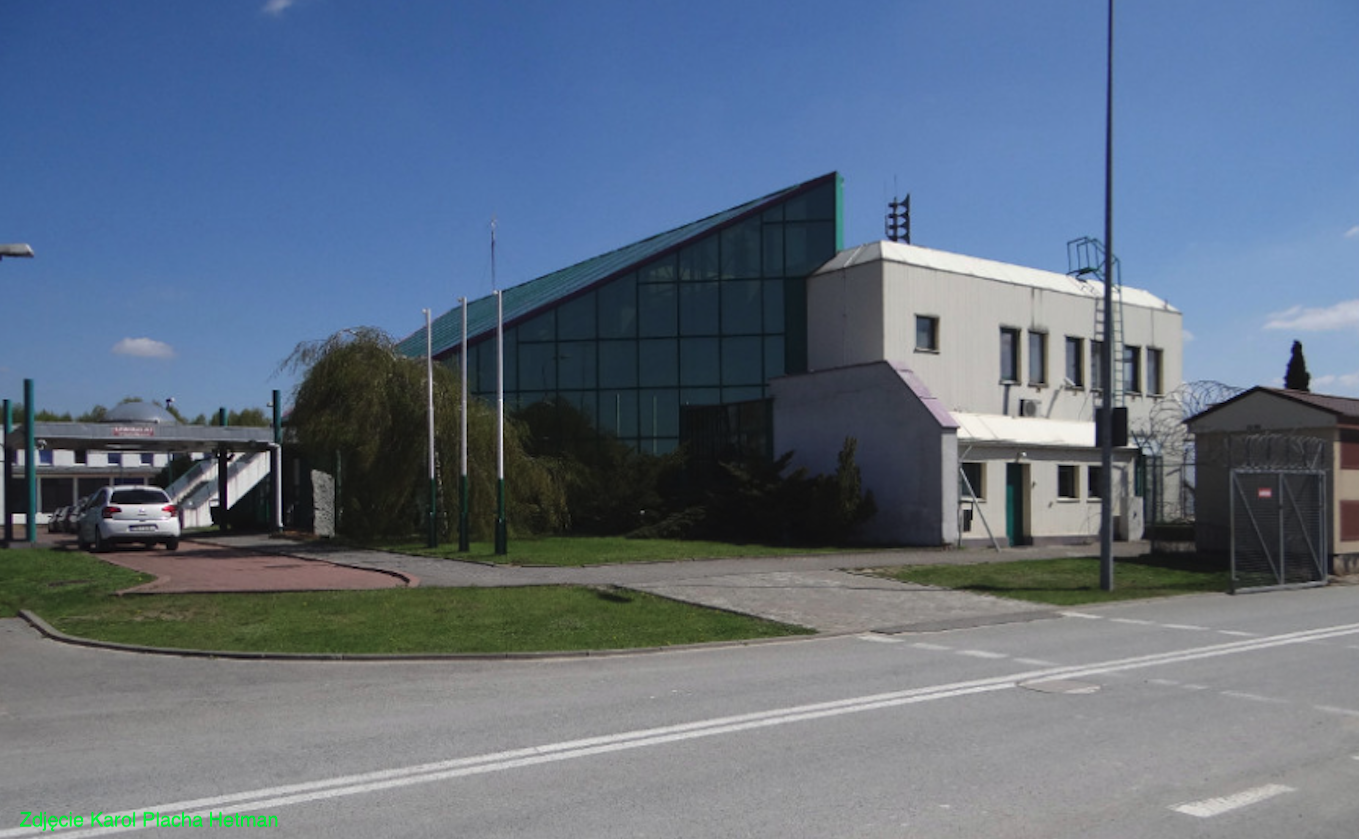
[{"xmin": 1230, "ymin": 469, "xmax": 1328, "ymax": 593}]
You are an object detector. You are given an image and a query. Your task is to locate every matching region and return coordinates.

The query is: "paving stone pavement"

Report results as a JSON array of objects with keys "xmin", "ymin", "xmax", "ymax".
[{"xmin": 196, "ymin": 534, "xmax": 1150, "ymax": 634}]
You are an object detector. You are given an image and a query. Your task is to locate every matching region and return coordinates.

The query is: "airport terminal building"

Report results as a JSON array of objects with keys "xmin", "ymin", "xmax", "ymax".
[{"xmin": 399, "ymin": 173, "xmax": 1183, "ymax": 546}]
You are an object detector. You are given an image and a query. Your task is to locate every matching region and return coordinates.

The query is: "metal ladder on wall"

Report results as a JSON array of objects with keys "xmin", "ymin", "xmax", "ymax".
[{"xmin": 1067, "ymin": 237, "xmax": 1123, "ymax": 408}]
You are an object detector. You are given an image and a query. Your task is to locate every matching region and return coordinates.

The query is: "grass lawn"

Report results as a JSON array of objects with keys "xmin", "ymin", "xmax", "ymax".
[
  {"xmin": 1, "ymin": 548, "xmax": 810, "ymax": 654},
  {"xmin": 872, "ymin": 554, "xmax": 1231, "ymax": 606},
  {"xmin": 383, "ymin": 535, "xmax": 854, "ymax": 566}
]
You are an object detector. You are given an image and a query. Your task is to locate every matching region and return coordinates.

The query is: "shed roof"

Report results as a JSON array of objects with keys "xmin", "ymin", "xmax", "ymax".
[
  {"xmin": 815, "ymin": 241, "xmax": 1178, "ymax": 313},
  {"xmin": 397, "ymin": 172, "xmax": 839, "ymax": 360},
  {"xmin": 1187, "ymin": 386, "xmax": 1359, "ymax": 426}
]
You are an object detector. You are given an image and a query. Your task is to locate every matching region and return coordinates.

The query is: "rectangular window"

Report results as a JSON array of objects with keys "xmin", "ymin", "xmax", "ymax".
[
  {"xmin": 1058, "ymin": 465, "xmax": 1078, "ymax": 500},
  {"xmin": 1341, "ymin": 429, "xmax": 1359, "ymax": 470},
  {"xmin": 1341, "ymin": 500, "xmax": 1359, "ymax": 543},
  {"xmin": 959, "ymin": 462, "xmax": 985, "ymax": 499},
  {"xmin": 1000, "ymin": 327, "xmax": 1021, "ymax": 382},
  {"xmin": 916, "ymin": 315, "xmax": 939, "ymax": 352},
  {"xmin": 1091, "ymin": 340, "xmax": 1105, "ymax": 393},
  {"xmin": 1087, "ymin": 465, "xmax": 1102, "ymax": 499},
  {"xmin": 1123, "ymin": 345, "xmax": 1142, "ymax": 394},
  {"xmin": 1147, "ymin": 347, "xmax": 1164, "ymax": 395},
  {"xmin": 1028, "ymin": 331, "xmax": 1047, "ymax": 385},
  {"xmin": 1065, "ymin": 336, "xmax": 1084, "ymax": 387}
]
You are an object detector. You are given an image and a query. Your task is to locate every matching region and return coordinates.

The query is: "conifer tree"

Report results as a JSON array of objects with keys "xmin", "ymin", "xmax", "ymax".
[{"xmin": 1284, "ymin": 340, "xmax": 1311, "ymax": 392}]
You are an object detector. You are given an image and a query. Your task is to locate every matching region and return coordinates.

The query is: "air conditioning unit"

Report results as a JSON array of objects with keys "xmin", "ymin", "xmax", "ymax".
[{"xmin": 1019, "ymin": 399, "xmax": 1039, "ymax": 418}]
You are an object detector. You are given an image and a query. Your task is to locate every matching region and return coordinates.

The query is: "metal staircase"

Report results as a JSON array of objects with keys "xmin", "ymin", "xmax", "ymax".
[
  {"xmin": 165, "ymin": 451, "xmax": 272, "ymax": 529},
  {"xmin": 1067, "ymin": 237, "xmax": 1124, "ymax": 407}
]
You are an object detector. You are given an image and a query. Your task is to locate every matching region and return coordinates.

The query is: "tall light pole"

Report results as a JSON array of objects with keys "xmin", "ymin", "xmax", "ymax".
[
  {"xmin": 0, "ymin": 244, "xmax": 35, "ymax": 261},
  {"xmin": 1099, "ymin": 0, "xmax": 1116, "ymax": 592}
]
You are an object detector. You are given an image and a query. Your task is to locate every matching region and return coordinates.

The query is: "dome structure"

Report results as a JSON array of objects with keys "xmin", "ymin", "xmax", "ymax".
[{"xmin": 102, "ymin": 401, "xmax": 179, "ymax": 425}]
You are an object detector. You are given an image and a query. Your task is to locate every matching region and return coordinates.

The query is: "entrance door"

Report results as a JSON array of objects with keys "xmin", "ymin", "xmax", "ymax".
[{"xmin": 1006, "ymin": 463, "xmax": 1026, "ymax": 547}]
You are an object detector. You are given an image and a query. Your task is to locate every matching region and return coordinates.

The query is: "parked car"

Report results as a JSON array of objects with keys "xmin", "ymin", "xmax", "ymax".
[
  {"xmin": 77, "ymin": 485, "xmax": 180, "ymax": 552},
  {"xmin": 48, "ymin": 506, "xmax": 68, "ymax": 534},
  {"xmin": 63, "ymin": 497, "xmax": 92, "ymax": 534}
]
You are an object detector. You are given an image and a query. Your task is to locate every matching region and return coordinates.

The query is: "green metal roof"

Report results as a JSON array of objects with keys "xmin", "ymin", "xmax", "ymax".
[{"xmin": 396, "ymin": 173, "xmax": 837, "ymax": 359}]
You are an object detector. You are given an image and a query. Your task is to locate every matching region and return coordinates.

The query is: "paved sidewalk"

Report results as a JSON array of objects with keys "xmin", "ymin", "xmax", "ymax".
[
  {"xmin": 193, "ymin": 534, "xmax": 1150, "ymax": 634},
  {"xmin": 100, "ymin": 540, "xmax": 410, "ymax": 594}
]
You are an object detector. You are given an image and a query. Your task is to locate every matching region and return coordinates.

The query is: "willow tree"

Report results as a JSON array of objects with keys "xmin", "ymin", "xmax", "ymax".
[{"xmin": 282, "ymin": 327, "xmax": 567, "ymax": 541}]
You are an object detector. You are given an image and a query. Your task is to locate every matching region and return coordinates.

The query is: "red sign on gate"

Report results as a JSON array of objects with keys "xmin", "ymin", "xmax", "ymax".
[{"xmin": 1257, "ymin": 487, "xmax": 1273, "ymax": 499}]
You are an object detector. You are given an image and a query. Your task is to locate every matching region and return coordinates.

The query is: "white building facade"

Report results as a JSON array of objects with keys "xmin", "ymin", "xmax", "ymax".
[{"xmin": 773, "ymin": 241, "xmax": 1183, "ymax": 547}]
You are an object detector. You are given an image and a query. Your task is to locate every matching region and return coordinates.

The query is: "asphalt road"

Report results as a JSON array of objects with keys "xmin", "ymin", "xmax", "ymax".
[{"xmin": 4, "ymin": 586, "xmax": 1359, "ymax": 838}]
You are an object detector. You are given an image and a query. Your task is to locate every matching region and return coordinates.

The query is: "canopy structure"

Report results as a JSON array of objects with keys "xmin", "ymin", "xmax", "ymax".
[
  {"xmin": 5, "ymin": 421, "xmax": 275, "ymax": 454},
  {"xmin": 3, "ymin": 418, "xmax": 281, "ymax": 545}
]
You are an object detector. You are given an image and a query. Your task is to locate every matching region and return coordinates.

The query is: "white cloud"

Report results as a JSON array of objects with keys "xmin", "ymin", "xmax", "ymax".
[
  {"xmin": 1345, "ymin": 225, "xmax": 1359, "ymax": 239},
  {"xmin": 1313, "ymin": 372, "xmax": 1359, "ymax": 393},
  {"xmin": 112, "ymin": 337, "xmax": 176, "ymax": 360},
  {"xmin": 262, "ymin": 0, "xmax": 296, "ymax": 16},
  {"xmin": 1264, "ymin": 300, "xmax": 1359, "ymax": 331}
]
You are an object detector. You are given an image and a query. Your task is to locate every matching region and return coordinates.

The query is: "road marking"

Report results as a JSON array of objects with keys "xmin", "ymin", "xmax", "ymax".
[
  {"xmin": 1220, "ymin": 691, "xmax": 1287, "ymax": 704},
  {"xmin": 1014, "ymin": 657, "xmax": 1057, "ymax": 666},
  {"xmin": 13, "ymin": 621, "xmax": 1359, "ymax": 839},
  {"xmin": 1060, "ymin": 611, "xmax": 1102, "ymax": 620},
  {"xmin": 958, "ymin": 649, "xmax": 1008, "ymax": 659},
  {"xmin": 1219, "ymin": 630, "xmax": 1258, "ymax": 637},
  {"xmin": 1163, "ymin": 623, "xmax": 1208, "ymax": 631},
  {"xmin": 858, "ymin": 634, "xmax": 903, "ymax": 643},
  {"xmin": 911, "ymin": 642, "xmax": 952, "ymax": 651},
  {"xmin": 1315, "ymin": 705, "xmax": 1359, "ymax": 717},
  {"xmin": 1110, "ymin": 618, "xmax": 1155, "ymax": 626},
  {"xmin": 1171, "ymin": 783, "xmax": 1294, "ymax": 817}
]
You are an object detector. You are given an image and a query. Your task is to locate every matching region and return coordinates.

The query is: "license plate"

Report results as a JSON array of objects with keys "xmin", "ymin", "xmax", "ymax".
[{"xmin": 129, "ymin": 524, "xmax": 156, "ymax": 532}]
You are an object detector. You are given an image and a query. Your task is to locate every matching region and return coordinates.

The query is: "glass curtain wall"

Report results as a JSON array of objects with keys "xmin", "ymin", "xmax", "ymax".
[{"xmin": 459, "ymin": 180, "xmax": 839, "ymax": 455}]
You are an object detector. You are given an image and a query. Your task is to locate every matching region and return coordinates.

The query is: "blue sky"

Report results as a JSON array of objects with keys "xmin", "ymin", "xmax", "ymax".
[{"xmin": 2, "ymin": 0, "xmax": 1356, "ymax": 419}]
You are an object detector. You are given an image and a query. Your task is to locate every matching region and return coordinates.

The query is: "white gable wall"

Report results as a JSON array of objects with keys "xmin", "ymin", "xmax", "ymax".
[
  {"xmin": 771, "ymin": 361, "xmax": 958, "ymax": 545},
  {"xmin": 808, "ymin": 242, "xmax": 1184, "ymax": 437}
]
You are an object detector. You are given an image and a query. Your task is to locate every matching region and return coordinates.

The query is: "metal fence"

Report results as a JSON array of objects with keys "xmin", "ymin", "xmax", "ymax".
[{"xmin": 1230, "ymin": 468, "xmax": 1328, "ymax": 592}]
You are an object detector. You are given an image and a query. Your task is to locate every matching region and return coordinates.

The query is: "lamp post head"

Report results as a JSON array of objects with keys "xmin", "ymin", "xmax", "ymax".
[{"xmin": 0, "ymin": 243, "xmax": 35, "ymax": 260}]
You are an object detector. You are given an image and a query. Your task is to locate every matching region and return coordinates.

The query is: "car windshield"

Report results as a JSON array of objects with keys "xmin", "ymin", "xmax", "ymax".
[{"xmin": 110, "ymin": 489, "xmax": 169, "ymax": 505}]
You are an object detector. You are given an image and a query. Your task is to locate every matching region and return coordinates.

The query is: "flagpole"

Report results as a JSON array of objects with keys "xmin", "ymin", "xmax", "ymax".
[
  {"xmin": 425, "ymin": 308, "xmax": 437, "ymax": 549},
  {"xmin": 458, "ymin": 296, "xmax": 470, "ymax": 552},
  {"xmin": 494, "ymin": 287, "xmax": 507, "ymax": 555}
]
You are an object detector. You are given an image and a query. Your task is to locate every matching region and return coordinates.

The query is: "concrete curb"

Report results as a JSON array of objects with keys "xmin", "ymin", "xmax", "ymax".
[{"xmin": 15, "ymin": 608, "xmax": 824, "ymax": 662}]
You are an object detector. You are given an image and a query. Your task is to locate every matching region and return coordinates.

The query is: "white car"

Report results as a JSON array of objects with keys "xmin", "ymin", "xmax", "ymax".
[{"xmin": 77, "ymin": 485, "xmax": 181, "ymax": 552}]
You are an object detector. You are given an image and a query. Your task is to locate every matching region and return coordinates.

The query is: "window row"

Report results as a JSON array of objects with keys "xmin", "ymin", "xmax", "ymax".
[
  {"xmin": 467, "ymin": 336, "xmax": 785, "ymax": 393},
  {"xmin": 520, "ymin": 277, "xmax": 789, "ymax": 342},
  {"xmin": 995, "ymin": 326, "xmax": 1164, "ymax": 395},
  {"xmin": 959, "ymin": 463, "xmax": 1105, "ymax": 501}
]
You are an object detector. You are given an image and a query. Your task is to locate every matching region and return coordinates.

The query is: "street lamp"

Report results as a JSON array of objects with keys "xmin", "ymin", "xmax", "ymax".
[{"xmin": 0, "ymin": 244, "xmax": 35, "ymax": 260}]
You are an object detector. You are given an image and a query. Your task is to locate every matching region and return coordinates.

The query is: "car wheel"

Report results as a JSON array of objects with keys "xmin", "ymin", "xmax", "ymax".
[
  {"xmin": 93, "ymin": 530, "xmax": 108, "ymax": 553},
  {"xmin": 165, "ymin": 538, "xmax": 179, "ymax": 552}
]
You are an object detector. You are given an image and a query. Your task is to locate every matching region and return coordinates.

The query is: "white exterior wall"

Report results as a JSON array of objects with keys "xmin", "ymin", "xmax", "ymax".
[
  {"xmin": 797, "ymin": 242, "xmax": 1172, "ymax": 546},
  {"xmin": 808, "ymin": 242, "xmax": 1184, "ymax": 437},
  {"xmin": 771, "ymin": 361, "xmax": 958, "ymax": 545},
  {"xmin": 959, "ymin": 447, "xmax": 1139, "ymax": 546},
  {"xmin": 11, "ymin": 449, "xmax": 171, "ymax": 468}
]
